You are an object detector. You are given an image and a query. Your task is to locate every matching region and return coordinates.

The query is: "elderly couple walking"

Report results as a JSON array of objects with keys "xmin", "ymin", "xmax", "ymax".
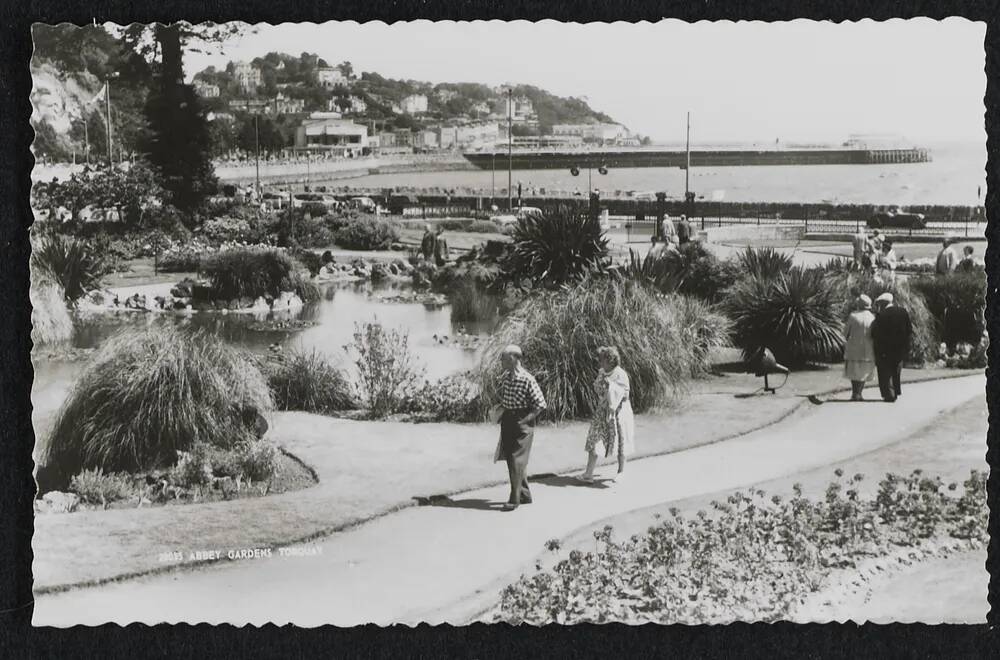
[
  {"xmin": 843, "ymin": 292, "xmax": 913, "ymax": 402},
  {"xmin": 491, "ymin": 345, "xmax": 635, "ymax": 511}
]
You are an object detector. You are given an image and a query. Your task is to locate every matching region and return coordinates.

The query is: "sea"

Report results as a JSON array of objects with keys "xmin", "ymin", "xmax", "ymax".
[{"xmin": 327, "ymin": 141, "xmax": 987, "ymax": 207}]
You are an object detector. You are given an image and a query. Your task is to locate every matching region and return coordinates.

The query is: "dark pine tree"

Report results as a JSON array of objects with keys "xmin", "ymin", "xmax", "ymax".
[{"xmin": 138, "ymin": 24, "xmax": 218, "ymax": 217}]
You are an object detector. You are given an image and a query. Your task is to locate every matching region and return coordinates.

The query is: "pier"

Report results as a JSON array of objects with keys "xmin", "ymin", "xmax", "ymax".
[{"xmin": 462, "ymin": 147, "xmax": 932, "ymax": 170}]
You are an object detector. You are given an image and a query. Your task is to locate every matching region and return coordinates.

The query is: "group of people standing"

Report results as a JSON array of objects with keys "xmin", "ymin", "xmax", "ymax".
[
  {"xmin": 851, "ymin": 228, "xmax": 898, "ymax": 282},
  {"xmin": 491, "ymin": 345, "xmax": 635, "ymax": 511},
  {"xmin": 419, "ymin": 224, "xmax": 450, "ymax": 266},
  {"xmin": 648, "ymin": 214, "xmax": 693, "ymax": 258},
  {"xmin": 843, "ymin": 292, "xmax": 913, "ymax": 402},
  {"xmin": 935, "ymin": 238, "xmax": 978, "ymax": 275}
]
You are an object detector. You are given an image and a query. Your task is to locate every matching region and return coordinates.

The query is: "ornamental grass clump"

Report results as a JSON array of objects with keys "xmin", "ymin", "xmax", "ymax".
[
  {"xmin": 477, "ymin": 277, "xmax": 704, "ymax": 421},
  {"xmin": 725, "ymin": 266, "xmax": 847, "ymax": 367},
  {"xmin": 42, "ymin": 326, "xmax": 272, "ymax": 488},
  {"xmin": 266, "ymin": 349, "xmax": 356, "ymax": 413},
  {"xmin": 29, "ymin": 264, "xmax": 73, "ymax": 346},
  {"xmin": 31, "ymin": 233, "xmax": 112, "ymax": 301},
  {"xmin": 909, "ymin": 272, "xmax": 986, "ymax": 348}
]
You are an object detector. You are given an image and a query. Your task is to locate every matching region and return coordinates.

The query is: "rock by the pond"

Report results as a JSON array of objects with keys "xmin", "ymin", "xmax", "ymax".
[
  {"xmin": 370, "ymin": 263, "xmax": 389, "ymax": 281},
  {"xmin": 41, "ymin": 491, "xmax": 80, "ymax": 514},
  {"xmin": 273, "ymin": 291, "xmax": 304, "ymax": 311},
  {"xmin": 170, "ymin": 278, "xmax": 197, "ymax": 299}
]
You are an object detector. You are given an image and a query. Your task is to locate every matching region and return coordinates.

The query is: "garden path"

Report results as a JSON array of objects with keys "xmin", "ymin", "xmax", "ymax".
[{"xmin": 33, "ymin": 374, "xmax": 984, "ymax": 627}]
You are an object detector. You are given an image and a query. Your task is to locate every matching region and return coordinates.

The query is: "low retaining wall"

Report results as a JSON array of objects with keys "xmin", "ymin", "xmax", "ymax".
[{"xmin": 700, "ymin": 224, "xmax": 805, "ymax": 243}]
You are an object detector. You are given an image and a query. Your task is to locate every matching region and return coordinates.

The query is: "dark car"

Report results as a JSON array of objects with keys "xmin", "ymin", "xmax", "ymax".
[{"xmin": 867, "ymin": 206, "xmax": 926, "ymax": 229}]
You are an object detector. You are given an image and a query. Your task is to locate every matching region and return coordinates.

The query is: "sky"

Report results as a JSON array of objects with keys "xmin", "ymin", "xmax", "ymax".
[{"xmin": 183, "ymin": 19, "xmax": 986, "ymax": 145}]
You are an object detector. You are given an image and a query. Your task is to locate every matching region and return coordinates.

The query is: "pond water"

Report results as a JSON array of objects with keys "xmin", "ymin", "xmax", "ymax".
[{"xmin": 32, "ymin": 281, "xmax": 497, "ymax": 456}]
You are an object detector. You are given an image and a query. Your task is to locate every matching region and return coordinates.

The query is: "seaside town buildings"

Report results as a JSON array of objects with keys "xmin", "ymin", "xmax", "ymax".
[
  {"xmin": 193, "ymin": 80, "xmax": 220, "ymax": 98},
  {"xmin": 553, "ymin": 122, "xmax": 630, "ymax": 145}
]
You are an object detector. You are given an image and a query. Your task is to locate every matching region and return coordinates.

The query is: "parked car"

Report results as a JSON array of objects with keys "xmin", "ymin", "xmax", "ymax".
[
  {"xmin": 293, "ymin": 192, "xmax": 342, "ymax": 211},
  {"xmin": 350, "ymin": 196, "xmax": 378, "ymax": 213},
  {"xmin": 868, "ymin": 206, "xmax": 926, "ymax": 229},
  {"xmin": 388, "ymin": 194, "xmax": 420, "ymax": 215},
  {"xmin": 489, "ymin": 214, "xmax": 519, "ymax": 226}
]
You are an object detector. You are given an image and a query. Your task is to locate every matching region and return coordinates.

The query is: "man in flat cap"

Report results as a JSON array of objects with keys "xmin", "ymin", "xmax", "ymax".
[
  {"xmin": 870, "ymin": 292, "xmax": 912, "ymax": 403},
  {"xmin": 493, "ymin": 345, "xmax": 547, "ymax": 511}
]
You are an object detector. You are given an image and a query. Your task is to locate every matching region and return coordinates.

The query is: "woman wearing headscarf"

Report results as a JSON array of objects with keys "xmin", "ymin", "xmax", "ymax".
[
  {"xmin": 844, "ymin": 294, "xmax": 877, "ymax": 401},
  {"xmin": 579, "ymin": 346, "xmax": 635, "ymax": 482}
]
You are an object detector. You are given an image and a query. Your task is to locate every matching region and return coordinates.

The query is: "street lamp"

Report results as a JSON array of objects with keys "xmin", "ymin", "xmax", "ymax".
[
  {"xmin": 105, "ymin": 72, "xmax": 120, "ymax": 168},
  {"xmin": 569, "ymin": 161, "xmax": 609, "ymax": 195}
]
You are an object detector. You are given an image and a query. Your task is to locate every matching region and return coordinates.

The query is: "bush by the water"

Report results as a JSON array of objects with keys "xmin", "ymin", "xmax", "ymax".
[
  {"xmin": 202, "ymin": 247, "xmax": 297, "ymax": 301},
  {"xmin": 477, "ymin": 277, "xmax": 714, "ymax": 421},
  {"xmin": 499, "ymin": 208, "xmax": 609, "ymax": 290},
  {"xmin": 334, "ymin": 217, "xmax": 400, "ymax": 251},
  {"xmin": 266, "ymin": 349, "xmax": 356, "ymax": 413},
  {"xmin": 499, "ymin": 469, "xmax": 987, "ymax": 624},
  {"xmin": 450, "ymin": 280, "xmax": 501, "ymax": 323},
  {"xmin": 347, "ymin": 322, "xmax": 426, "ymax": 418},
  {"xmin": 400, "ymin": 375, "xmax": 480, "ymax": 422},
  {"xmin": 910, "ymin": 272, "xmax": 986, "ymax": 348},
  {"xmin": 726, "ymin": 267, "xmax": 847, "ymax": 367},
  {"xmin": 30, "ymin": 265, "xmax": 73, "ymax": 346},
  {"xmin": 42, "ymin": 326, "xmax": 272, "ymax": 488},
  {"xmin": 31, "ymin": 234, "xmax": 112, "ymax": 301}
]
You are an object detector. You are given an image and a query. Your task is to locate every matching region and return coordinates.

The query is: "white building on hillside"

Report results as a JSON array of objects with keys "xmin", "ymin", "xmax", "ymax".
[
  {"xmin": 233, "ymin": 62, "xmax": 262, "ymax": 94},
  {"xmin": 194, "ymin": 80, "xmax": 220, "ymax": 98},
  {"xmin": 294, "ymin": 114, "xmax": 369, "ymax": 156},
  {"xmin": 401, "ymin": 94, "xmax": 428, "ymax": 114},
  {"xmin": 316, "ymin": 67, "xmax": 348, "ymax": 89}
]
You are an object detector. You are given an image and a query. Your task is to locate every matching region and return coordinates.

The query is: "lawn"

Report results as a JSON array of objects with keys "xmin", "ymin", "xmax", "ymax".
[{"xmin": 32, "ymin": 363, "xmax": 977, "ymax": 592}]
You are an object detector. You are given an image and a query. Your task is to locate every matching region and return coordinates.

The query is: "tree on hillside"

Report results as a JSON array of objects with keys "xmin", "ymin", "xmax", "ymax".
[{"xmin": 337, "ymin": 61, "xmax": 353, "ymax": 78}]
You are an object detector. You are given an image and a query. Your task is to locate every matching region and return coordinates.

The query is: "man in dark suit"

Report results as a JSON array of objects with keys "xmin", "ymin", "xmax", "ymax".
[{"xmin": 870, "ymin": 292, "xmax": 912, "ymax": 402}]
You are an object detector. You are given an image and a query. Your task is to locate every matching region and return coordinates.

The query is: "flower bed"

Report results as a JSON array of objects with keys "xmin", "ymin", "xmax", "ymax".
[{"xmin": 498, "ymin": 468, "xmax": 987, "ymax": 624}]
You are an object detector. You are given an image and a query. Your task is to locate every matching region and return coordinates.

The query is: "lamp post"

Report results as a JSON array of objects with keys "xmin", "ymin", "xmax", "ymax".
[
  {"xmin": 254, "ymin": 114, "xmax": 261, "ymax": 201},
  {"xmin": 491, "ymin": 151, "xmax": 496, "ymax": 205},
  {"xmin": 507, "ymin": 88, "xmax": 513, "ymax": 212}
]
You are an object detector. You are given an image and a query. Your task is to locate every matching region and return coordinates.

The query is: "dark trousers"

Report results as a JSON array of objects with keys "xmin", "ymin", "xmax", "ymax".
[
  {"xmin": 875, "ymin": 357, "xmax": 902, "ymax": 401},
  {"xmin": 500, "ymin": 410, "xmax": 534, "ymax": 504}
]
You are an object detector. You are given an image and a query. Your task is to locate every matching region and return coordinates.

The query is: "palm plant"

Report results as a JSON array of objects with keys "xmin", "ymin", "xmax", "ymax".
[
  {"xmin": 736, "ymin": 246, "xmax": 793, "ymax": 280},
  {"xmin": 499, "ymin": 206, "xmax": 609, "ymax": 290},
  {"xmin": 725, "ymin": 266, "xmax": 847, "ymax": 367}
]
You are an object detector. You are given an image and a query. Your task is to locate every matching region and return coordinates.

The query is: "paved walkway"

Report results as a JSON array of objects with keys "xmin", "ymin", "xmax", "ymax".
[{"xmin": 33, "ymin": 375, "xmax": 984, "ymax": 627}]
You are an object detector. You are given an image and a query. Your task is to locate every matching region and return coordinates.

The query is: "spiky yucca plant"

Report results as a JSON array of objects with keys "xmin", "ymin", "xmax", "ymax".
[
  {"xmin": 726, "ymin": 266, "xmax": 847, "ymax": 367},
  {"xmin": 736, "ymin": 246, "xmax": 793, "ymax": 280},
  {"xmin": 31, "ymin": 234, "xmax": 112, "ymax": 301},
  {"xmin": 499, "ymin": 207, "xmax": 609, "ymax": 290}
]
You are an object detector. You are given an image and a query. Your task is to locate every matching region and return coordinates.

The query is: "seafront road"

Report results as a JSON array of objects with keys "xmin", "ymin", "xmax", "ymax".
[{"xmin": 33, "ymin": 374, "xmax": 984, "ymax": 627}]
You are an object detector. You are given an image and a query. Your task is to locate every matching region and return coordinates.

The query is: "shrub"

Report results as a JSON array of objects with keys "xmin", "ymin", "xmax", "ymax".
[
  {"xmin": 910, "ymin": 272, "xmax": 986, "ymax": 348},
  {"xmin": 42, "ymin": 326, "xmax": 272, "ymax": 488},
  {"xmin": 438, "ymin": 219, "xmax": 470, "ymax": 231},
  {"xmin": 346, "ymin": 322, "xmax": 426, "ymax": 417},
  {"xmin": 69, "ymin": 468, "xmax": 136, "ymax": 506},
  {"xmin": 649, "ymin": 242, "xmax": 741, "ymax": 303},
  {"xmin": 400, "ymin": 375, "xmax": 480, "ymax": 422},
  {"xmin": 292, "ymin": 249, "xmax": 325, "ymax": 277},
  {"xmin": 285, "ymin": 213, "xmax": 337, "ymax": 248},
  {"xmin": 736, "ymin": 246, "xmax": 793, "ymax": 280},
  {"xmin": 335, "ymin": 217, "xmax": 400, "ymax": 251},
  {"xmin": 267, "ymin": 349, "xmax": 356, "ymax": 413},
  {"xmin": 837, "ymin": 273, "xmax": 936, "ymax": 365},
  {"xmin": 468, "ymin": 220, "xmax": 502, "ymax": 234},
  {"xmin": 157, "ymin": 239, "xmax": 209, "ymax": 273},
  {"xmin": 282, "ymin": 271, "xmax": 321, "ymax": 304},
  {"xmin": 31, "ymin": 234, "xmax": 112, "ymax": 301},
  {"xmin": 230, "ymin": 440, "xmax": 280, "ymax": 483},
  {"xmin": 202, "ymin": 247, "xmax": 296, "ymax": 300},
  {"xmin": 499, "ymin": 207, "xmax": 609, "ymax": 290},
  {"xmin": 725, "ymin": 267, "xmax": 847, "ymax": 367},
  {"xmin": 30, "ymin": 265, "xmax": 73, "ymax": 346},
  {"xmin": 477, "ymin": 277, "xmax": 704, "ymax": 421}
]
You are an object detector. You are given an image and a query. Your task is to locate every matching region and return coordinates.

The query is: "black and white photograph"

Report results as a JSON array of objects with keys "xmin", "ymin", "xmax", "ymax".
[{"xmin": 25, "ymin": 18, "xmax": 988, "ymax": 627}]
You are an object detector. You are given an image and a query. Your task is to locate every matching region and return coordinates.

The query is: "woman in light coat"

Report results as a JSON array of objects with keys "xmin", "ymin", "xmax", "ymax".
[
  {"xmin": 580, "ymin": 346, "xmax": 635, "ymax": 482},
  {"xmin": 844, "ymin": 294, "xmax": 877, "ymax": 401}
]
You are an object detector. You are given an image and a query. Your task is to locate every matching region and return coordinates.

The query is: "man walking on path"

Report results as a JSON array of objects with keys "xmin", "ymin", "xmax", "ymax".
[
  {"xmin": 420, "ymin": 224, "xmax": 436, "ymax": 261},
  {"xmin": 494, "ymin": 345, "xmax": 547, "ymax": 511},
  {"xmin": 871, "ymin": 292, "xmax": 912, "ymax": 403},
  {"xmin": 936, "ymin": 238, "xmax": 957, "ymax": 275},
  {"xmin": 852, "ymin": 228, "xmax": 869, "ymax": 271}
]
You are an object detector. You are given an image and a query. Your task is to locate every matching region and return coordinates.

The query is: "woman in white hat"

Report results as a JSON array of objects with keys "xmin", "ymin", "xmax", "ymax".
[{"xmin": 843, "ymin": 294, "xmax": 876, "ymax": 401}]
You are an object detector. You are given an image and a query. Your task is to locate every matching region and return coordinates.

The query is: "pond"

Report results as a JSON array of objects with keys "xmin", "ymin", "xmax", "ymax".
[{"xmin": 32, "ymin": 281, "xmax": 498, "ymax": 457}]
